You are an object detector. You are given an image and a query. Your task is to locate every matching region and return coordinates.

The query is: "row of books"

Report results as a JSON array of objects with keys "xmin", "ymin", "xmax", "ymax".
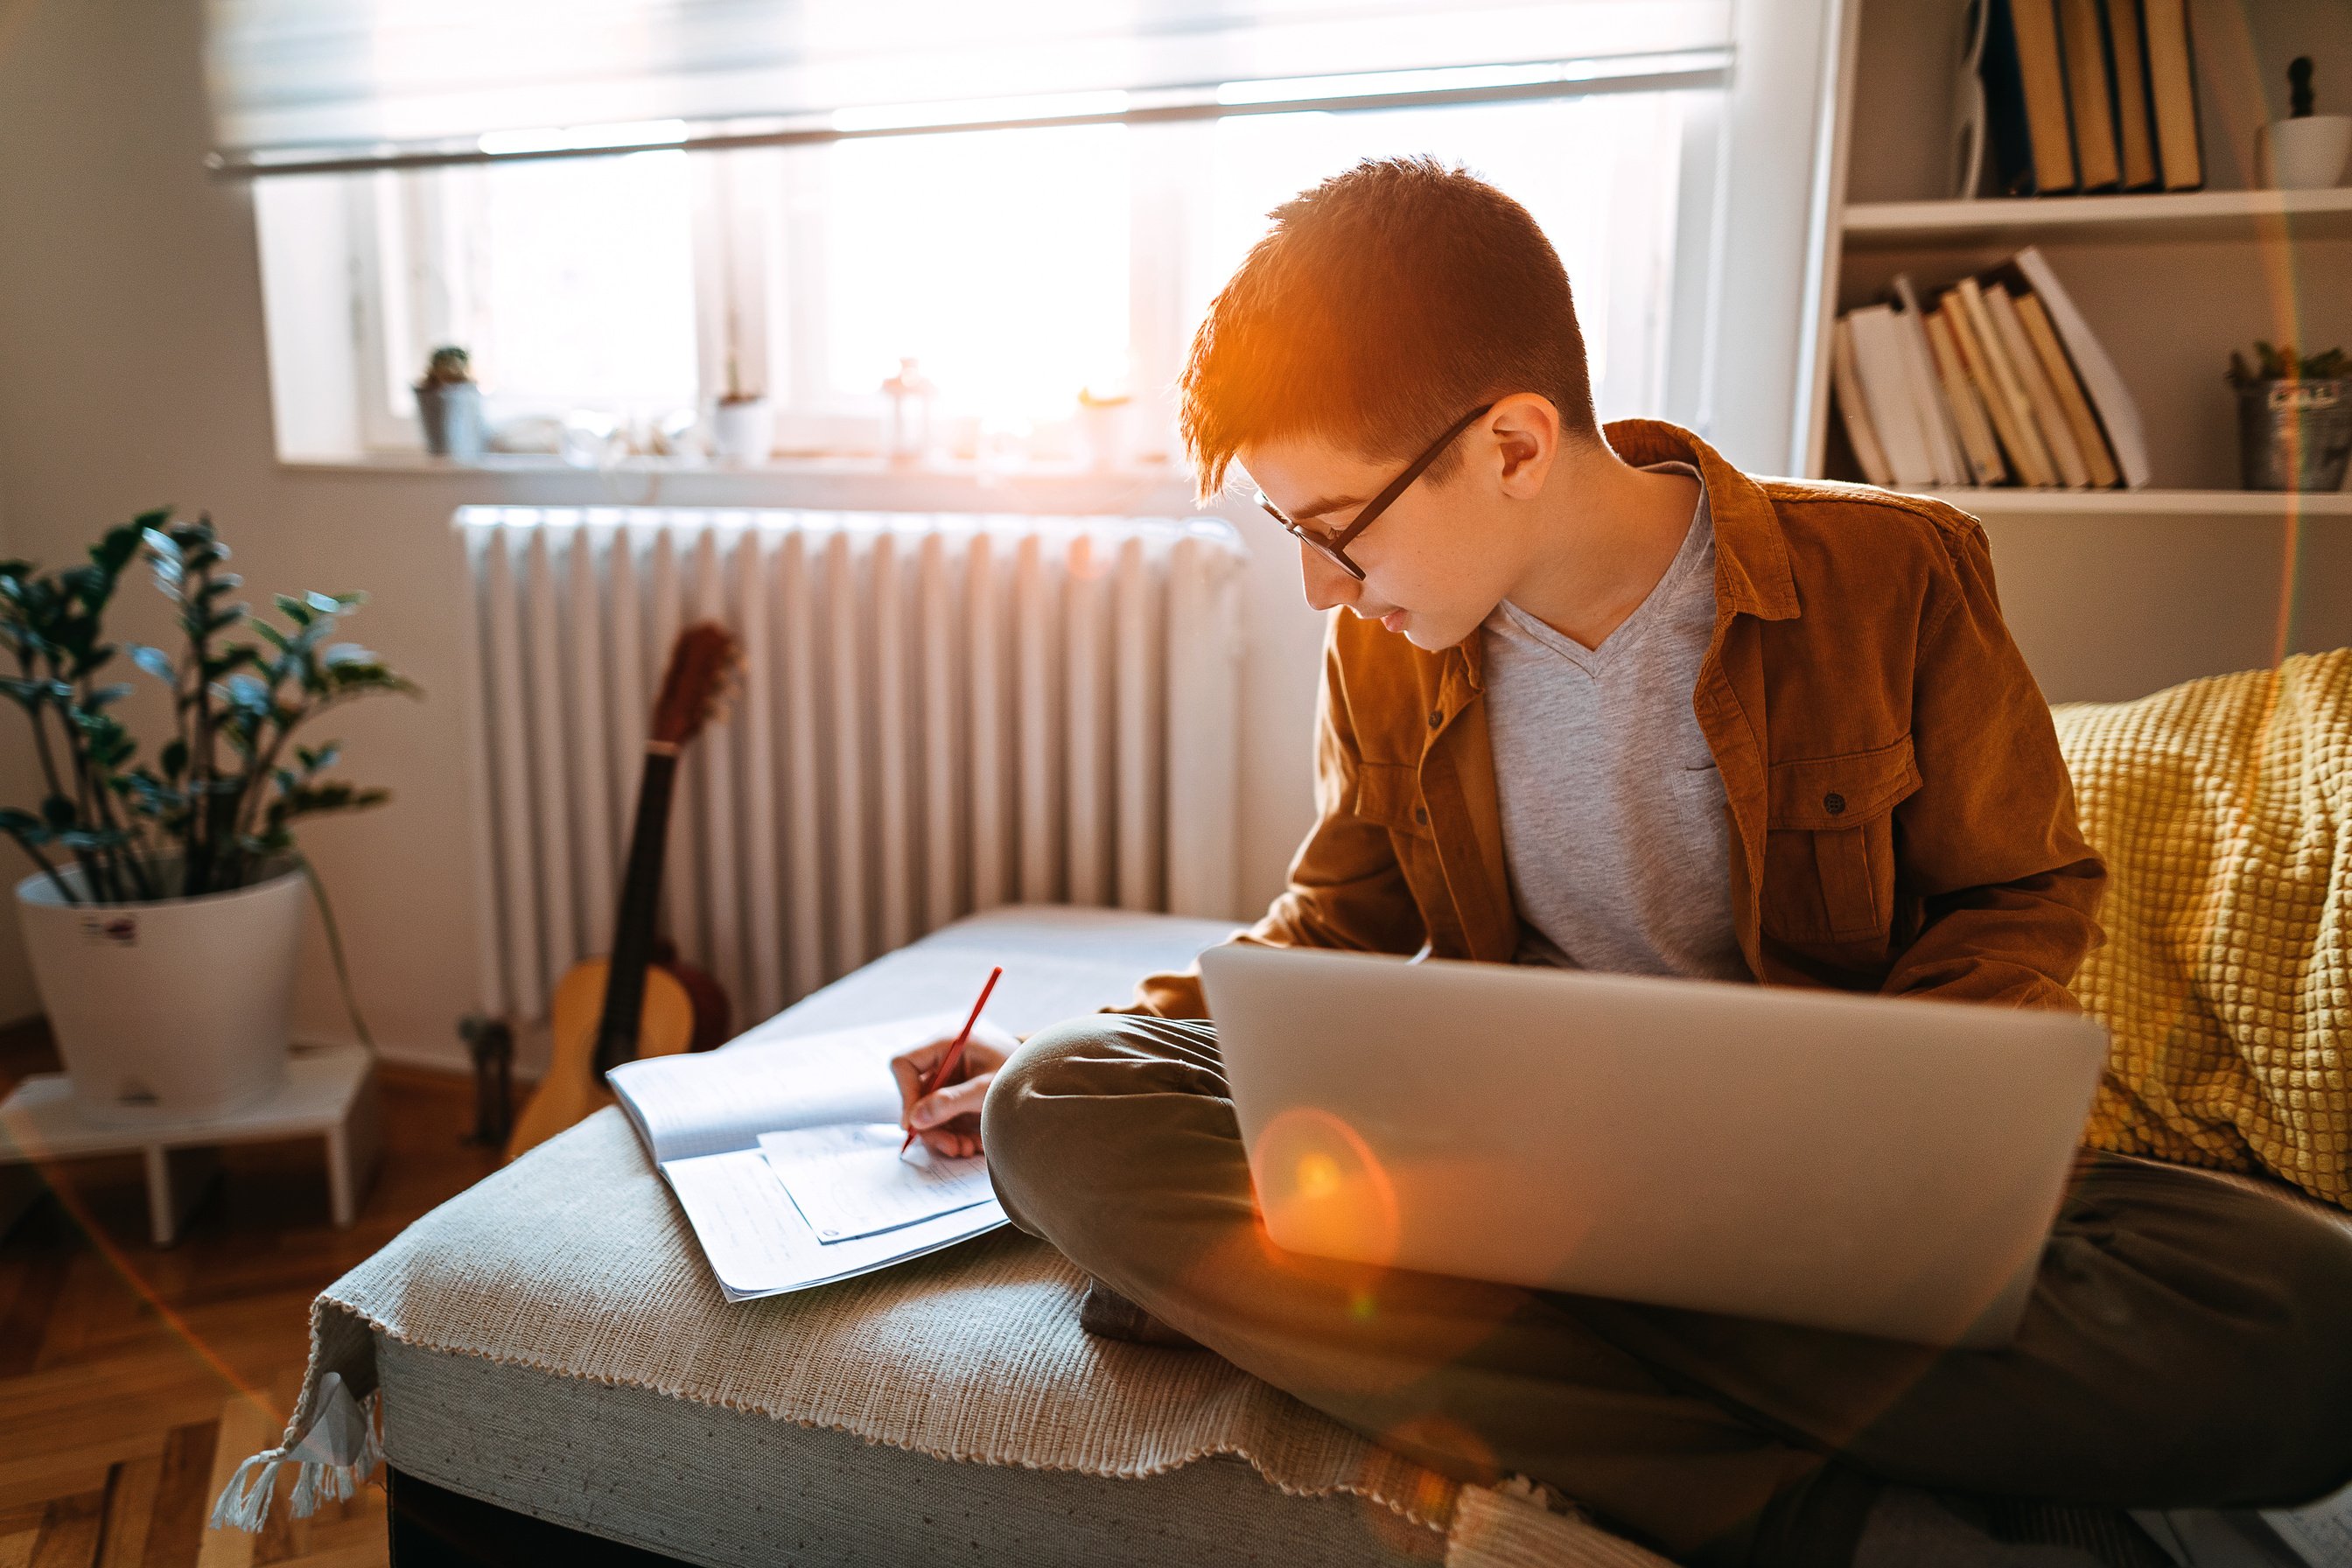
[
  {"xmin": 1983, "ymin": 0, "xmax": 2202, "ymax": 196},
  {"xmin": 1831, "ymin": 244, "xmax": 2149, "ymax": 492}
]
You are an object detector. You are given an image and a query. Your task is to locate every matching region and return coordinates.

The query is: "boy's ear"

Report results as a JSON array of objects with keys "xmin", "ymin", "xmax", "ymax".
[{"xmin": 1488, "ymin": 393, "xmax": 1562, "ymax": 498}]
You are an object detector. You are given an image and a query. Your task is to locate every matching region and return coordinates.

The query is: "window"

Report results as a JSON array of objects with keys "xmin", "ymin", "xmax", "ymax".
[
  {"xmin": 358, "ymin": 150, "xmax": 702, "ymax": 446},
  {"xmin": 258, "ymin": 82, "xmax": 1721, "ymax": 466}
]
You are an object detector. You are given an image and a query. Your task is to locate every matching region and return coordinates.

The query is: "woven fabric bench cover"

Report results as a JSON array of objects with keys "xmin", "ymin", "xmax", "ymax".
[{"xmin": 267, "ymin": 906, "xmax": 1667, "ymax": 1568}]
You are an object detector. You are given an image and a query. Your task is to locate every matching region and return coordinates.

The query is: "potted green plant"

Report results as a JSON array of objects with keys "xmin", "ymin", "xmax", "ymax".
[
  {"xmin": 2228, "ymin": 342, "xmax": 2352, "ymax": 492},
  {"xmin": 2, "ymin": 511, "xmax": 415, "ymax": 1123},
  {"xmin": 414, "ymin": 345, "xmax": 485, "ymax": 459}
]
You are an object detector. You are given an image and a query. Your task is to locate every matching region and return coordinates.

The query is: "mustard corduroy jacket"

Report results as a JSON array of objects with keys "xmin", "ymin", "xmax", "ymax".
[{"xmin": 1119, "ymin": 418, "xmax": 2107, "ymax": 1018}]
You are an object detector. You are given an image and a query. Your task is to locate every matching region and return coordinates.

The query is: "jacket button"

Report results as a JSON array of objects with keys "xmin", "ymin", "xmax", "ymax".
[
  {"xmin": 1414, "ymin": 806, "xmax": 1428, "ymax": 824},
  {"xmin": 1824, "ymin": 792, "xmax": 1846, "ymax": 816},
  {"xmin": 1427, "ymin": 709, "xmax": 1443, "ymax": 729}
]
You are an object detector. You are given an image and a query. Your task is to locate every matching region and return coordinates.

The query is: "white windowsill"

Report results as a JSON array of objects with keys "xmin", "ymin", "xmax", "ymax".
[
  {"xmin": 284, "ymin": 450, "xmax": 1173, "ymax": 480},
  {"xmin": 276, "ymin": 451, "xmax": 1214, "ymax": 515}
]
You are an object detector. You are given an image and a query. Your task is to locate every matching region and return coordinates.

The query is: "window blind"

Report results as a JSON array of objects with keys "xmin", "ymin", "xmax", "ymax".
[{"xmin": 205, "ymin": 0, "xmax": 1731, "ymax": 176}]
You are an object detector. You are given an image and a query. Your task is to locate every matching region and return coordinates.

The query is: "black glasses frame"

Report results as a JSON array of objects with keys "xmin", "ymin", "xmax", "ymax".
[{"xmin": 1254, "ymin": 402, "xmax": 1494, "ymax": 582}]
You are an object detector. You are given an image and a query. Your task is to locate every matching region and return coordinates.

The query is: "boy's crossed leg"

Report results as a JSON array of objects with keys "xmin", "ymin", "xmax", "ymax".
[{"xmin": 982, "ymin": 1013, "xmax": 2352, "ymax": 1566}]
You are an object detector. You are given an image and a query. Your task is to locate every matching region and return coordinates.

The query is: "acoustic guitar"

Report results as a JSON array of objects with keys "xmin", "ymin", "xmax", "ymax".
[{"xmin": 507, "ymin": 622, "xmax": 741, "ymax": 1159}]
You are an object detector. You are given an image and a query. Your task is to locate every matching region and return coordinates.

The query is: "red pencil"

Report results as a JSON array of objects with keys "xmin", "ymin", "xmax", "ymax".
[{"xmin": 903, "ymin": 964, "xmax": 1004, "ymax": 1152}]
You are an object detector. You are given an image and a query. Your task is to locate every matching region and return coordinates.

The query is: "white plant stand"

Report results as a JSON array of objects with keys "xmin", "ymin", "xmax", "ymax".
[{"xmin": 0, "ymin": 1042, "xmax": 379, "ymax": 1246}]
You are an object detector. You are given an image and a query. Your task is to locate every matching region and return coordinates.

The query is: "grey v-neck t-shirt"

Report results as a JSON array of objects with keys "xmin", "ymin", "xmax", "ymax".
[{"xmin": 1478, "ymin": 462, "xmax": 1749, "ymax": 982}]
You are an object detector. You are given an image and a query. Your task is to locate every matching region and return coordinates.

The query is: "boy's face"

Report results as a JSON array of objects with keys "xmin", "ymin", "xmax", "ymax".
[{"xmin": 1240, "ymin": 423, "xmax": 1527, "ymax": 652}]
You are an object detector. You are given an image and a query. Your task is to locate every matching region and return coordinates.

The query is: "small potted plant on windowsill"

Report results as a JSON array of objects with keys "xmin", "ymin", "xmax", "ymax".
[
  {"xmin": 1075, "ymin": 385, "xmax": 1133, "ymax": 473},
  {"xmin": 711, "ymin": 352, "xmax": 773, "ymax": 466},
  {"xmin": 3, "ymin": 512, "xmax": 416, "ymax": 1124},
  {"xmin": 414, "ymin": 345, "xmax": 485, "ymax": 460},
  {"xmin": 2228, "ymin": 341, "xmax": 2352, "ymax": 492}
]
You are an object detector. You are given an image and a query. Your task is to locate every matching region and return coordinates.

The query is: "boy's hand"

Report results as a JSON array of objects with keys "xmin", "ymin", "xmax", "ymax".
[{"xmin": 889, "ymin": 1020, "xmax": 1021, "ymax": 1158}]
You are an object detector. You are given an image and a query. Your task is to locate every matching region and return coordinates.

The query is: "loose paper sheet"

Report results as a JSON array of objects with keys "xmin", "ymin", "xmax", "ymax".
[
  {"xmin": 664, "ymin": 1148, "xmax": 1005, "ymax": 1302},
  {"xmin": 760, "ymin": 1124, "xmax": 995, "ymax": 1242}
]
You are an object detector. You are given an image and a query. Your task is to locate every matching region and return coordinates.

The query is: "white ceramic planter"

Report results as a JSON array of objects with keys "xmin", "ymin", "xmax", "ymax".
[
  {"xmin": 711, "ymin": 397, "xmax": 774, "ymax": 465},
  {"xmin": 2261, "ymin": 116, "xmax": 2352, "ymax": 191},
  {"xmin": 14, "ymin": 861, "xmax": 305, "ymax": 1124}
]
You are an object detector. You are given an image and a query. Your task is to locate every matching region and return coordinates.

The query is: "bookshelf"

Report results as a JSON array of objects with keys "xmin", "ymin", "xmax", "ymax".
[{"xmin": 1796, "ymin": 0, "xmax": 2352, "ymax": 699}]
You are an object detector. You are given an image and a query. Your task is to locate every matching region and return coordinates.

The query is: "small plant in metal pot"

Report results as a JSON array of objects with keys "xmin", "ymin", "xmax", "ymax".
[
  {"xmin": 414, "ymin": 344, "xmax": 485, "ymax": 459},
  {"xmin": 1, "ymin": 511, "xmax": 417, "ymax": 1122},
  {"xmin": 2227, "ymin": 341, "xmax": 2352, "ymax": 492}
]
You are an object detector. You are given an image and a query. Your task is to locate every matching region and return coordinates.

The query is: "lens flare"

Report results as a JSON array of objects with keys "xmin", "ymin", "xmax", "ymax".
[{"xmin": 1250, "ymin": 1104, "xmax": 1403, "ymax": 1268}]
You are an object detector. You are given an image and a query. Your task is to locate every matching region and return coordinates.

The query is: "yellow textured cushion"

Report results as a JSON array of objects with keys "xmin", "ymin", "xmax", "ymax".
[{"xmin": 2054, "ymin": 648, "xmax": 2352, "ymax": 1208}]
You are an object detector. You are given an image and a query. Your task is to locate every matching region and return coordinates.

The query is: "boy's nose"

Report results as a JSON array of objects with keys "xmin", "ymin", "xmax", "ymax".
[{"xmin": 1298, "ymin": 542, "xmax": 1359, "ymax": 613}]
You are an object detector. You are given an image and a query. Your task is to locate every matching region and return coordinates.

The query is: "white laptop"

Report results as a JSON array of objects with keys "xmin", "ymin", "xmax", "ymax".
[{"xmin": 1196, "ymin": 945, "xmax": 2108, "ymax": 1349}]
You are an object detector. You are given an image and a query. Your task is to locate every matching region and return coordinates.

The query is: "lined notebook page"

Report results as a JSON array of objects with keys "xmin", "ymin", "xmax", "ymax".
[{"xmin": 608, "ymin": 1012, "xmax": 957, "ymax": 1162}]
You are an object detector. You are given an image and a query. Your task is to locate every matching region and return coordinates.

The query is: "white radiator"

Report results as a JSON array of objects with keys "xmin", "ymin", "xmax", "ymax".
[{"xmin": 456, "ymin": 506, "xmax": 1246, "ymax": 1027}]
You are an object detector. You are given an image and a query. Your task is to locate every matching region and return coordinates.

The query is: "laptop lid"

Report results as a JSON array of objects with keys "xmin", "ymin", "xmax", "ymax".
[{"xmin": 1197, "ymin": 944, "xmax": 2107, "ymax": 1349}]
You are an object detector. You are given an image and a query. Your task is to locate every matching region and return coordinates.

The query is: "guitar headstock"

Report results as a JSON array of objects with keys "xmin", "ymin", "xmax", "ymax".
[{"xmin": 651, "ymin": 621, "xmax": 744, "ymax": 748}]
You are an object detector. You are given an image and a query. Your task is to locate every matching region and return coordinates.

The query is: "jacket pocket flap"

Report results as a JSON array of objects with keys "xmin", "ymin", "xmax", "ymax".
[
  {"xmin": 1767, "ymin": 734, "xmax": 1921, "ymax": 830},
  {"xmin": 1353, "ymin": 761, "xmax": 1431, "ymax": 837}
]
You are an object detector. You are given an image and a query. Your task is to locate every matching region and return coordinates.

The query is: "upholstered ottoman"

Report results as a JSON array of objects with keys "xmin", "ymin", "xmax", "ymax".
[{"xmin": 241, "ymin": 905, "xmax": 1656, "ymax": 1568}]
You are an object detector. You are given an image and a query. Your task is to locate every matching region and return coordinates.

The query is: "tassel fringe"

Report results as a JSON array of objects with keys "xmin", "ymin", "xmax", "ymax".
[{"xmin": 206, "ymin": 1372, "xmax": 383, "ymax": 1534}]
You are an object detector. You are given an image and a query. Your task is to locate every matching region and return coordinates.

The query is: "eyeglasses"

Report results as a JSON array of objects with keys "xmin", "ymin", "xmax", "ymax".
[{"xmin": 1254, "ymin": 402, "xmax": 1494, "ymax": 582}]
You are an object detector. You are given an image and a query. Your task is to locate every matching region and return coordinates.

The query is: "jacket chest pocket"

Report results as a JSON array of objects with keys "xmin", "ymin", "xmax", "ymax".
[{"xmin": 1760, "ymin": 735, "xmax": 1921, "ymax": 943}]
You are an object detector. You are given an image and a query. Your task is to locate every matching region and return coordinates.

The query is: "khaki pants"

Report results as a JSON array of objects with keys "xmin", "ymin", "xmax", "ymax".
[{"xmin": 981, "ymin": 1014, "xmax": 2352, "ymax": 1566}]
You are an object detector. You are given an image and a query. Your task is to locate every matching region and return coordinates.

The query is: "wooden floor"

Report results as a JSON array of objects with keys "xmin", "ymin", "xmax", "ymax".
[{"xmin": 0, "ymin": 1018, "xmax": 500, "ymax": 1567}]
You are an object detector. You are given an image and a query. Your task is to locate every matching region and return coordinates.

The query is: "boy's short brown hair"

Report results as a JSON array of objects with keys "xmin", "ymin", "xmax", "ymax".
[{"xmin": 1178, "ymin": 155, "xmax": 1602, "ymax": 504}]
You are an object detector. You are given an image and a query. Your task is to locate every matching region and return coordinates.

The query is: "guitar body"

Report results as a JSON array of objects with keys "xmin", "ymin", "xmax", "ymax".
[
  {"xmin": 506, "ymin": 957, "xmax": 696, "ymax": 1160},
  {"xmin": 649, "ymin": 940, "xmax": 732, "ymax": 1053}
]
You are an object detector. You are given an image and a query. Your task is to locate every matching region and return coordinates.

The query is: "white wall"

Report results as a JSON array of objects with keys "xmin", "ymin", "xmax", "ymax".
[{"xmin": 0, "ymin": 0, "xmax": 1325, "ymax": 1054}]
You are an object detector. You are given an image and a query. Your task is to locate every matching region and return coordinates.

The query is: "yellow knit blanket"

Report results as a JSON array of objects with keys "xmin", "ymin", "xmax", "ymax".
[{"xmin": 2055, "ymin": 648, "xmax": 2352, "ymax": 1208}]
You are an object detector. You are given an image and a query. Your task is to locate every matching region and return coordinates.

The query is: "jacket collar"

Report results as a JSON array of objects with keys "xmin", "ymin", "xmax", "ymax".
[
  {"xmin": 1603, "ymin": 418, "xmax": 1802, "ymax": 623},
  {"xmin": 1441, "ymin": 417, "xmax": 1799, "ymax": 695}
]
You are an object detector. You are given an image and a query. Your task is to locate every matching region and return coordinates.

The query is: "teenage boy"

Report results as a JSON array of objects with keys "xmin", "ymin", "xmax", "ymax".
[{"xmin": 891, "ymin": 158, "xmax": 2352, "ymax": 1566}]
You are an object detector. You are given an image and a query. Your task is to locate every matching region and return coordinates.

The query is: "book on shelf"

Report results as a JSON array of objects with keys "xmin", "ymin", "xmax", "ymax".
[
  {"xmin": 2013, "ymin": 244, "xmax": 2151, "ymax": 485},
  {"xmin": 1828, "ymin": 248, "xmax": 2143, "ymax": 493},
  {"xmin": 2012, "ymin": 287, "xmax": 2122, "ymax": 486},
  {"xmin": 1890, "ymin": 275, "xmax": 1974, "ymax": 486},
  {"xmin": 1831, "ymin": 317, "xmax": 1894, "ymax": 487},
  {"xmin": 1954, "ymin": 276, "xmax": 2064, "ymax": 486},
  {"xmin": 2139, "ymin": 0, "xmax": 2203, "ymax": 190},
  {"xmin": 2103, "ymin": 0, "xmax": 2161, "ymax": 190},
  {"xmin": 1983, "ymin": 0, "xmax": 2079, "ymax": 195},
  {"xmin": 1845, "ymin": 304, "xmax": 1942, "ymax": 487},
  {"xmin": 1984, "ymin": 282, "xmax": 2094, "ymax": 486},
  {"xmin": 1939, "ymin": 291, "xmax": 2050, "ymax": 487},
  {"xmin": 2057, "ymin": 0, "xmax": 2122, "ymax": 191},
  {"xmin": 1922, "ymin": 307, "xmax": 2011, "ymax": 486},
  {"xmin": 1978, "ymin": 0, "xmax": 2200, "ymax": 198}
]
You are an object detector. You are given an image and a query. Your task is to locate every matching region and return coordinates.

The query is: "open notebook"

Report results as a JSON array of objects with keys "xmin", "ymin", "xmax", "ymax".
[{"xmin": 607, "ymin": 1012, "xmax": 1007, "ymax": 1302}]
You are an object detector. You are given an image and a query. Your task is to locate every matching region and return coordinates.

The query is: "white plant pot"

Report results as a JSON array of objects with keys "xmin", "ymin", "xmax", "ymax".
[
  {"xmin": 711, "ymin": 398, "xmax": 774, "ymax": 465},
  {"xmin": 14, "ymin": 861, "xmax": 305, "ymax": 1125},
  {"xmin": 1078, "ymin": 400, "xmax": 1131, "ymax": 472},
  {"xmin": 2260, "ymin": 116, "xmax": 2352, "ymax": 190}
]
